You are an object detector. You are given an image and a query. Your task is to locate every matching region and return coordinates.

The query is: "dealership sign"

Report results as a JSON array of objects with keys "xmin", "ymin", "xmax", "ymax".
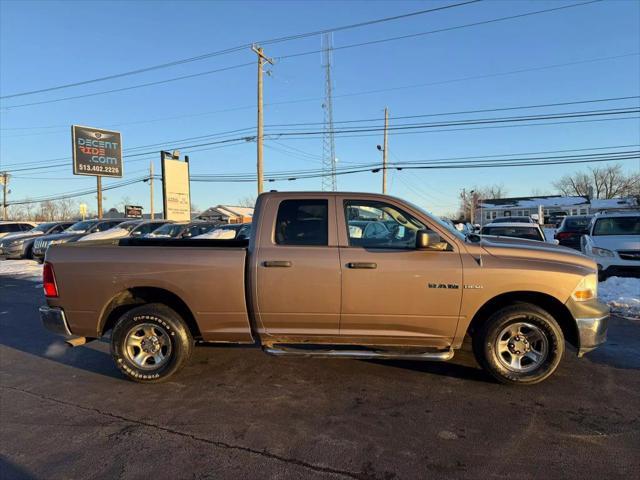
[
  {"xmin": 124, "ymin": 205, "xmax": 143, "ymax": 218},
  {"xmin": 72, "ymin": 125, "xmax": 123, "ymax": 177},
  {"xmin": 162, "ymin": 153, "xmax": 191, "ymax": 221}
]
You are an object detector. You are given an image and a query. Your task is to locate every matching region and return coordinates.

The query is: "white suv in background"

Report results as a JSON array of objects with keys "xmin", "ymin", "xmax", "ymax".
[{"xmin": 581, "ymin": 211, "xmax": 640, "ymax": 280}]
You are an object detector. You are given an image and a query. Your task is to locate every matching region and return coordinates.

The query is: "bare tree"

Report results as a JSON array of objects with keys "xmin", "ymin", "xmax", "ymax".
[
  {"xmin": 237, "ymin": 195, "xmax": 257, "ymax": 207},
  {"xmin": 39, "ymin": 201, "xmax": 58, "ymax": 221},
  {"xmin": 553, "ymin": 164, "xmax": 639, "ymax": 199},
  {"xmin": 458, "ymin": 184, "xmax": 507, "ymax": 220},
  {"xmin": 56, "ymin": 198, "xmax": 78, "ymax": 220}
]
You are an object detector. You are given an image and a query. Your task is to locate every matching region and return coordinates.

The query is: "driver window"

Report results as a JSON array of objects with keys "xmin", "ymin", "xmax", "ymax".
[{"xmin": 344, "ymin": 200, "xmax": 450, "ymax": 250}]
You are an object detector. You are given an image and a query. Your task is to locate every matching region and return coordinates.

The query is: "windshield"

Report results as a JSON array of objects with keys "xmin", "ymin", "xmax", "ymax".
[
  {"xmin": 31, "ymin": 222, "xmax": 57, "ymax": 233},
  {"xmin": 481, "ymin": 226, "xmax": 542, "ymax": 241},
  {"xmin": 66, "ymin": 220, "xmax": 95, "ymax": 232},
  {"xmin": 593, "ymin": 216, "xmax": 640, "ymax": 236},
  {"xmin": 563, "ymin": 217, "xmax": 592, "ymax": 230},
  {"xmin": 405, "ymin": 200, "xmax": 466, "ymax": 241},
  {"xmin": 117, "ymin": 221, "xmax": 143, "ymax": 232},
  {"xmin": 151, "ymin": 223, "xmax": 186, "ymax": 237}
]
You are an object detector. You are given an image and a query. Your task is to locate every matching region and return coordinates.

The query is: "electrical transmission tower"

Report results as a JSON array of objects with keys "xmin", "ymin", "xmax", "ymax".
[{"xmin": 321, "ymin": 33, "xmax": 337, "ymax": 191}]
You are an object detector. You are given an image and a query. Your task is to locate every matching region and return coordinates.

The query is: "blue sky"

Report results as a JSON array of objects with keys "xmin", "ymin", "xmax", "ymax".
[{"xmin": 1, "ymin": 0, "xmax": 639, "ymax": 216}]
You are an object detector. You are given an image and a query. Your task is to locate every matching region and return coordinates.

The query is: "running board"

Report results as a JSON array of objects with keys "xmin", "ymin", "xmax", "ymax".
[{"xmin": 264, "ymin": 345, "xmax": 454, "ymax": 361}]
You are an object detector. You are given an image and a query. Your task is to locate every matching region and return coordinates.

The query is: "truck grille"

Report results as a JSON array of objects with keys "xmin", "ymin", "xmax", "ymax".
[
  {"xmin": 618, "ymin": 250, "xmax": 640, "ymax": 261},
  {"xmin": 34, "ymin": 239, "xmax": 48, "ymax": 252}
]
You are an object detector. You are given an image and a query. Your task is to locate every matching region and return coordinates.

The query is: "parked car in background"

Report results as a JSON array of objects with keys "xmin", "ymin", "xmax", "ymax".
[
  {"xmin": 0, "ymin": 221, "xmax": 36, "ymax": 239},
  {"xmin": 554, "ymin": 215, "xmax": 593, "ymax": 250},
  {"xmin": 581, "ymin": 212, "xmax": 640, "ymax": 280},
  {"xmin": 40, "ymin": 191, "xmax": 608, "ymax": 386},
  {"xmin": 489, "ymin": 216, "xmax": 535, "ymax": 224},
  {"xmin": 79, "ymin": 220, "xmax": 171, "ymax": 241},
  {"xmin": 549, "ymin": 212, "xmax": 568, "ymax": 227},
  {"xmin": 147, "ymin": 221, "xmax": 219, "ymax": 239},
  {"xmin": 194, "ymin": 223, "xmax": 251, "ymax": 240},
  {"xmin": 32, "ymin": 219, "xmax": 125, "ymax": 262},
  {"xmin": 0, "ymin": 221, "xmax": 75, "ymax": 259},
  {"xmin": 480, "ymin": 222, "xmax": 551, "ymax": 243}
]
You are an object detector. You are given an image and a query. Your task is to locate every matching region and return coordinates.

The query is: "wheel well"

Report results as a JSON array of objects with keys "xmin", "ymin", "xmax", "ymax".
[
  {"xmin": 467, "ymin": 291, "xmax": 578, "ymax": 348},
  {"xmin": 100, "ymin": 287, "xmax": 202, "ymax": 340}
]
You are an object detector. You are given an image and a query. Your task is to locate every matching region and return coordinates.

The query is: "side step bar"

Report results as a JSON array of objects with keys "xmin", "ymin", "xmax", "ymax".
[{"xmin": 264, "ymin": 345, "xmax": 454, "ymax": 361}]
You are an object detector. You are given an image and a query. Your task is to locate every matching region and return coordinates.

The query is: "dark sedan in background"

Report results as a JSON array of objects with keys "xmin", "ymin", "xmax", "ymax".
[
  {"xmin": 555, "ymin": 215, "xmax": 593, "ymax": 250},
  {"xmin": 146, "ymin": 221, "xmax": 219, "ymax": 238},
  {"xmin": 0, "ymin": 221, "xmax": 75, "ymax": 259},
  {"xmin": 32, "ymin": 219, "xmax": 125, "ymax": 263}
]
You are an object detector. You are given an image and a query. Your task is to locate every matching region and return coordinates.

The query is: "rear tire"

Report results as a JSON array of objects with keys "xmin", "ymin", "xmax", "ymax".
[
  {"xmin": 111, "ymin": 303, "xmax": 193, "ymax": 383},
  {"xmin": 473, "ymin": 303, "xmax": 564, "ymax": 385}
]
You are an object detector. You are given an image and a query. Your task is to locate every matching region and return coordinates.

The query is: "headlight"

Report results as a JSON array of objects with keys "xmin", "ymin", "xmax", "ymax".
[
  {"xmin": 591, "ymin": 247, "xmax": 614, "ymax": 257},
  {"xmin": 49, "ymin": 239, "xmax": 66, "ymax": 246},
  {"xmin": 571, "ymin": 273, "xmax": 598, "ymax": 302},
  {"xmin": 9, "ymin": 239, "xmax": 24, "ymax": 246}
]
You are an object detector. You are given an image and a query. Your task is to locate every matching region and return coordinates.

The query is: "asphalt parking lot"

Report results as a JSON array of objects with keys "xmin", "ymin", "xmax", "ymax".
[{"xmin": 1, "ymin": 276, "xmax": 639, "ymax": 480}]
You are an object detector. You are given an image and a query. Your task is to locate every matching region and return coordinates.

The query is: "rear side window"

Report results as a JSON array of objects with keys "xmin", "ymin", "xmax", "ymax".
[
  {"xmin": 0, "ymin": 224, "xmax": 24, "ymax": 233},
  {"xmin": 275, "ymin": 200, "xmax": 328, "ymax": 246}
]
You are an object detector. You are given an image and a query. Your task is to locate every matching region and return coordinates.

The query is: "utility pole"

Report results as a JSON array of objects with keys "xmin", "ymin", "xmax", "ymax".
[
  {"xmin": 150, "ymin": 160, "xmax": 154, "ymax": 219},
  {"xmin": 1, "ymin": 172, "xmax": 8, "ymax": 220},
  {"xmin": 96, "ymin": 176, "xmax": 103, "ymax": 219},
  {"xmin": 382, "ymin": 107, "xmax": 389, "ymax": 195},
  {"xmin": 252, "ymin": 44, "xmax": 273, "ymax": 195}
]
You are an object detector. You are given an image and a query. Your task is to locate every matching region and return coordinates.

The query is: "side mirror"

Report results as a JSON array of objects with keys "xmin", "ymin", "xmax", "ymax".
[
  {"xmin": 416, "ymin": 230, "xmax": 441, "ymax": 249},
  {"xmin": 553, "ymin": 239, "xmax": 560, "ymax": 245}
]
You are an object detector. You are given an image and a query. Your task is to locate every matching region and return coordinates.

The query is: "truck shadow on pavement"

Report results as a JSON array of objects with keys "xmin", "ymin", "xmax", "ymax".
[
  {"xmin": 0, "ymin": 278, "xmax": 123, "ymax": 380},
  {"xmin": 0, "ymin": 456, "xmax": 37, "ymax": 480}
]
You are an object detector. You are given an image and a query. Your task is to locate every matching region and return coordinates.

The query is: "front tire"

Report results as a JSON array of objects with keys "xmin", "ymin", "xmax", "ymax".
[
  {"xmin": 473, "ymin": 303, "xmax": 564, "ymax": 385},
  {"xmin": 111, "ymin": 303, "xmax": 193, "ymax": 383}
]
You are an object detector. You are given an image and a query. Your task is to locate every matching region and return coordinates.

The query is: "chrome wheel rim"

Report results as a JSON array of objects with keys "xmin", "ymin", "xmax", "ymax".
[
  {"xmin": 495, "ymin": 322, "xmax": 548, "ymax": 373},
  {"xmin": 124, "ymin": 323, "xmax": 172, "ymax": 370}
]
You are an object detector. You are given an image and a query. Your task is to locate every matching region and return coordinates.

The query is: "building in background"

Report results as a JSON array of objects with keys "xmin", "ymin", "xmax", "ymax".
[
  {"xmin": 196, "ymin": 205, "xmax": 254, "ymax": 224},
  {"xmin": 476, "ymin": 195, "xmax": 638, "ymax": 224}
]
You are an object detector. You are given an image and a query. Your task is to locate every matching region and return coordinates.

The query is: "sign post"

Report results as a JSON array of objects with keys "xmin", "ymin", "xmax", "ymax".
[{"xmin": 72, "ymin": 125, "xmax": 123, "ymax": 219}]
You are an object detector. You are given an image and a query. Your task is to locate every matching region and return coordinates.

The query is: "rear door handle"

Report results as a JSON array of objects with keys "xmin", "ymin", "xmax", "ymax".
[
  {"xmin": 263, "ymin": 260, "xmax": 292, "ymax": 268},
  {"xmin": 347, "ymin": 262, "xmax": 377, "ymax": 269}
]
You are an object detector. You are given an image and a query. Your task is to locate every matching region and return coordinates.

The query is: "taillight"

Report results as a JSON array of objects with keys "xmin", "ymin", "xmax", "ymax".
[
  {"xmin": 43, "ymin": 262, "xmax": 59, "ymax": 297},
  {"xmin": 556, "ymin": 232, "xmax": 574, "ymax": 240}
]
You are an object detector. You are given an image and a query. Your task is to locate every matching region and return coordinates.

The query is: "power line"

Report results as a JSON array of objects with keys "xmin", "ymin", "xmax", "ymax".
[
  {"xmin": 7, "ymin": 146, "xmax": 637, "ymax": 204},
  {"xmin": 0, "ymin": 0, "xmax": 481, "ymax": 100},
  {"xmin": 3, "ymin": 54, "xmax": 636, "ymax": 133},
  {"xmin": 0, "ymin": 0, "xmax": 604, "ymax": 110},
  {"xmin": 3, "ymin": 97, "xmax": 636, "ymax": 168},
  {"xmin": 6, "ymin": 109, "xmax": 640, "ymax": 172},
  {"xmin": 277, "ymin": 0, "xmax": 603, "ymax": 62}
]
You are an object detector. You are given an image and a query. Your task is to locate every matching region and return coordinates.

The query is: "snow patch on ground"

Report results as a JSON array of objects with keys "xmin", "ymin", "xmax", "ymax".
[
  {"xmin": 599, "ymin": 277, "xmax": 640, "ymax": 318},
  {"xmin": 0, "ymin": 260, "xmax": 43, "ymax": 282}
]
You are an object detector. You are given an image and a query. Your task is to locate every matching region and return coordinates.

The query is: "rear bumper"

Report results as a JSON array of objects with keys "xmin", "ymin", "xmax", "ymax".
[
  {"xmin": 39, "ymin": 305, "xmax": 72, "ymax": 337},
  {"xmin": 565, "ymin": 298, "xmax": 610, "ymax": 357}
]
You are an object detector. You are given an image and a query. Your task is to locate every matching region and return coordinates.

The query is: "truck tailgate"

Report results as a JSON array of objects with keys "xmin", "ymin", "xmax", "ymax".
[{"xmin": 45, "ymin": 241, "xmax": 253, "ymax": 343}]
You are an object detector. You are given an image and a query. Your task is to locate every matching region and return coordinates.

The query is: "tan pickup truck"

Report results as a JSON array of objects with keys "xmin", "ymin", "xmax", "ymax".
[{"xmin": 40, "ymin": 192, "xmax": 608, "ymax": 385}]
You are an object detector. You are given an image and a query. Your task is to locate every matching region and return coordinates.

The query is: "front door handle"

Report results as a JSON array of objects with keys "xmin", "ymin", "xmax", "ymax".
[
  {"xmin": 263, "ymin": 260, "xmax": 292, "ymax": 268},
  {"xmin": 347, "ymin": 262, "xmax": 377, "ymax": 269}
]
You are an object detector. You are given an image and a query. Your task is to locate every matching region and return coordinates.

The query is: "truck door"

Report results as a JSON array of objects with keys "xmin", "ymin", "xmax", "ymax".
[
  {"xmin": 337, "ymin": 197, "xmax": 463, "ymax": 348},
  {"xmin": 253, "ymin": 196, "xmax": 341, "ymax": 336}
]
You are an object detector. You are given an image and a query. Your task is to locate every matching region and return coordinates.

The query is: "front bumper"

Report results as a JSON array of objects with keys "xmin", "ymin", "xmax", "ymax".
[
  {"xmin": 39, "ymin": 305, "xmax": 72, "ymax": 336},
  {"xmin": 565, "ymin": 298, "xmax": 610, "ymax": 357}
]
